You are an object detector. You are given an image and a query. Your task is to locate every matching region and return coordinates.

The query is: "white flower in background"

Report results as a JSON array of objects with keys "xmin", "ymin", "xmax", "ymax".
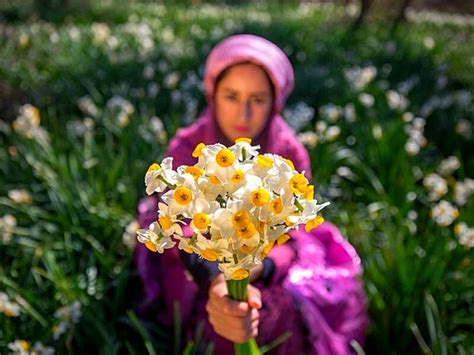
[
  {"xmin": 0, "ymin": 292, "xmax": 21, "ymax": 317},
  {"xmin": 122, "ymin": 220, "xmax": 140, "ymax": 250},
  {"xmin": 315, "ymin": 120, "xmax": 327, "ymax": 134},
  {"xmin": 344, "ymin": 65, "xmax": 377, "ymax": 91},
  {"xmin": 31, "ymin": 342, "xmax": 55, "ymax": 355},
  {"xmin": 372, "ymin": 124, "xmax": 383, "ymax": 139},
  {"xmin": 67, "ymin": 26, "xmax": 81, "ymax": 42},
  {"xmin": 1, "ymin": 214, "xmax": 17, "ymax": 244},
  {"xmin": 52, "ymin": 301, "xmax": 82, "ymax": 340},
  {"xmin": 106, "ymin": 35, "xmax": 119, "ymax": 50},
  {"xmin": 8, "ymin": 189, "xmax": 33, "ymax": 204},
  {"xmin": 344, "ymin": 103, "xmax": 356, "ymax": 123},
  {"xmin": 319, "ymin": 103, "xmax": 343, "ymax": 123},
  {"xmin": 298, "ymin": 131, "xmax": 318, "ymax": 148},
  {"xmin": 143, "ymin": 63, "xmax": 155, "ymax": 80},
  {"xmin": 404, "ymin": 117, "xmax": 427, "ymax": 156},
  {"xmin": 405, "ymin": 140, "xmax": 420, "ymax": 156},
  {"xmin": 423, "ymin": 174, "xmax": 448, "ymax": 201},
  {"xmin": 423, "ymin": 36, "xmax": 435, "ymax": 49},
  {"xmin": 284, "ymin": 102, "xmax": 315, "ymax": 132},
  {"xmin": 54, "ymin": 301, "xmax": 81, "ymax": 323},
  {"xmin": 431, "ymin": 200, "xmax": 459, "ymax": 227},
  {"xmin": 455, "ymin": 222, "xmax": 474, "ymax": 249},
  {"xmin": 437, "ymin": 156, "xmax": 460, "ymax": 176},
  {"xmin": 148, "ymin": 82, "xmax": 160, "ymax": 97},
  {"xmin": 77, "ymin": 96, "xmax": 99, "ymax": 117},
  {"xmin": 106, "ymin": 96, "xmax": 135, "ymax": 127},
  {"xmin": 386, "ymin": 90, "xmax": 409, "ymax": 111},
  {"xmin": 150, "ymin": 116, "xmax": 167, "ymax": 143},
  {"xmin": 7, "ymin": 339, "xmax": 30, "ymax": 354},
  {"xmin": 455, "ymin": 118, "xmax": 472, "ymax": 139},
  {"xmin": 164, "ymin": 72, "xmax": 180, "ymax": 89},
  {"xmin": 12, "ymin": 104, "xmax": 49, "ymax": 142},
  {"xmin": 402, "ymin": 112, "xmax": 414, "ymax": 123},
  {"xmin": 91, "ymin": 22, "xmax": 110, "ymax": 45},
  {"xmin": 325, "ymin": 126, "xmax": 341, "ymax": 141},
  {"xmin": 67, "ymin": 117, "xmax": 95, "ymax": 138},
  {"xmin": 454, "ymin": 178, "xmax": 474, "ymax": 206},
  {"xmin": 359, "ymin": 93, "xmax": 375, "ymax": 108},
  {"xmin": 18, "ymin": 33, "xmax": 29, "ymax": 47}
]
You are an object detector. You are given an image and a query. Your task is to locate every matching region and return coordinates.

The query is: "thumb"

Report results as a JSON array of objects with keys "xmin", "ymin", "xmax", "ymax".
[{"xmin": 247, "ymin": 284, "xmax": 262, "ymax": 309}]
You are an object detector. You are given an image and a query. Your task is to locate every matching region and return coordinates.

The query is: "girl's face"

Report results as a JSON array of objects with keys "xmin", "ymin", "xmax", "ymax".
[{"xmin": 214, "ymin": 62, "xmax": 274, "ymax": 142}]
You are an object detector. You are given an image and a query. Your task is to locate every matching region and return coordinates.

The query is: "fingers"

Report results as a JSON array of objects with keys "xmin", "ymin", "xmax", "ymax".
[
  {"xmin": 247, "ymin": 284, "xmax": 262, "ymax": 309},
  {"xmin": 209, "ymin": 308, "xmax": 260, "ymax": 343},
  {"xmin": 209, "ymin": 285, "xmax": 249, "ymax": 316}
]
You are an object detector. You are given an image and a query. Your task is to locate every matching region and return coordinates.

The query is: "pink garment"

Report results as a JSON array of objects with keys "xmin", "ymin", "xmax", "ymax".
[{"xmin": 134, "ymin": 34, "xmax": 367, "ymax": 354}]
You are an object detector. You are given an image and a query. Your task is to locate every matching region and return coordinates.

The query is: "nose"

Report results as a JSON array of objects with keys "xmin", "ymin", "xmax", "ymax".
[{"xmin": 243, "ymin": 101, "xmax": 251, "ymax": 122}]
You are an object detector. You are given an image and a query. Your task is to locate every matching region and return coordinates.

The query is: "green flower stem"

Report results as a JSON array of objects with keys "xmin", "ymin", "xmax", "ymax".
[{"xmin": 226, "ymin": 276, "xmax": 261, "ymax": 355}]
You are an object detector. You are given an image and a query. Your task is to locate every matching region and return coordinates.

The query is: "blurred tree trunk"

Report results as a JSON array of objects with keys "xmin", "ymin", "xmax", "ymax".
[
  {"xmin": 352, "ymin": 0, "xmax": 372, "ymax": 28},
  {"xmin": 394, "ymin": 0, "xmax": 413, "ymax": 24}
]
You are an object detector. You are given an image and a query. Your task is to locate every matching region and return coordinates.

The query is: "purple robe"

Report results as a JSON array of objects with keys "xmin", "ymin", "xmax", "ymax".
[{"xmin": 134, "ymin": 34, "xmax": 368, "ymax": 354}]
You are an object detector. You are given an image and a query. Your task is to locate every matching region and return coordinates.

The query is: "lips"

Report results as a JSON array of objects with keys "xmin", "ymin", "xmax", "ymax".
[{"xmin": 234, "ymin": 125, "xmax": 250, "ymax": 133}]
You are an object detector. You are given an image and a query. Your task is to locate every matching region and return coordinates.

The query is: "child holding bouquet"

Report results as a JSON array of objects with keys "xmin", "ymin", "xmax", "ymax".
[{"xmin": 134, "ymin": 34, "xmax": 368, "ymax": 354}]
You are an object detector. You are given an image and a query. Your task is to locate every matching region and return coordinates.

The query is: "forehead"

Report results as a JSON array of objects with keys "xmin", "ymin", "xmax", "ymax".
[{"xmin": 217, "ymin": 63, "xmax": 272, "ymax": 93}]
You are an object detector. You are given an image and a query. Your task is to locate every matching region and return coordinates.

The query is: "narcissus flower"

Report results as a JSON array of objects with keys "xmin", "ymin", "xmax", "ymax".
[
  {"xmin": 289, "ymin": 173, "xmax": 309, "ymax": 194},
  {"xmin": 216, "ymin": 148, "xmax": 236, "ymax": 167},
  {"xmin": 250, "ymin": 188, "xmax": 270, "ymax": 207}
]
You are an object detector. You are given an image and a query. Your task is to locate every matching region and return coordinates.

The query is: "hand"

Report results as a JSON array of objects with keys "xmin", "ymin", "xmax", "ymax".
[{"xmin": 206, "ymin": 274, "xmax": 262, "ymax": 344}]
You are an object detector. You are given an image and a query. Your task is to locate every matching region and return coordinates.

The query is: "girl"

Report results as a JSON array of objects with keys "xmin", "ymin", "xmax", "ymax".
[{"xmin": 135, "ymin": 34, "xmax": 368, "ymax": 354}]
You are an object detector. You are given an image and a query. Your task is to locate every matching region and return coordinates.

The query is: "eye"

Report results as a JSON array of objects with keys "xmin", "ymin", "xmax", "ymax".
[
  {"xmin": 225, "ymin": 95, "xmax": 237, "ymax": 102},
  {"xmin": 252, "ymin": 97, "xmax": 267, "ymax": 105}
]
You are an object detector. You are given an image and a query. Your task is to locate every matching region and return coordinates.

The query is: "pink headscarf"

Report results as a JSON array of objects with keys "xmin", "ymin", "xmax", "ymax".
[{"xmin": 166, "ymin": 34, "xmax": 312, "ymax": 180}]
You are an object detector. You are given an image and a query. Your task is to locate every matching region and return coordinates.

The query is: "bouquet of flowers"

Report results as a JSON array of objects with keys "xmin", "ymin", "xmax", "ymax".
[{"xmin": 137, "ymin": 138, "xmax": 329, "ymax": 354}]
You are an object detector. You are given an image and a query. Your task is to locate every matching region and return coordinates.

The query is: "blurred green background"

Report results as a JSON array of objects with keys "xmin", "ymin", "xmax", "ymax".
[{"xmin": 0, "ymin": 0, "xmax": 473, "ymax": 354}]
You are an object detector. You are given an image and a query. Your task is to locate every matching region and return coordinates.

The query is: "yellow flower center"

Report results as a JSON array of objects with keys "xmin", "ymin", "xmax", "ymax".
[
  {"xmin": 454, "ymin": 224, "xmax": 463, "ymax": 235},
  {"xmin": 261, "ymin": 241, "xmax": 275, "ymax": 258},
  {"xmin": 4, "ymin": 308, "xmax": 15, "ymax": 317},
  {"xmin": 277, "ymin": 234, "xmax": 291, "ymax": 245},
  {"xmin": 304, "ymin": 185, "xmax": 315, "ymax": 201},
  {"xmin": 145, "ymin": 241, "xmax": 157, "ymax": 252},
  {"xmin": 240, "ymin": 244, "xmax": 256, "ymax": 253},
  {"xmin": 231, "ymin": 169, "xmax": 245, "ymax": 183},
  {"xmin": 174, "ymin": 186, "xmax": 193, "ymax": 205},
  {"xmin": 147, "ymin": 163, "xmax": 161, "ymax": 173},
  {"xmin": 232, "ymin": 210, "xmax": 251, "ymax": 228},
  {"xmin": 270, "ymin": 198, "xmax": 283, "ymax": 214},
  {"xmin": 237, "ymin": 222, "xmax": 257, "ymax": 239},
  {"xmin": 193, "ymin": 212, "xmax": 210, "ymax": 230},
  {"xmin": 192, "ymin": 142, "xmax": 205, "ymax": 158},
  {"xmin": 235, "ymin": 137, "xmax": 252, "ymax": 144},
  {"xmin": 184, "ymin": 166, "xmax": 204, "ymax": 180},
  {"xmin": 285, "ymin": 159, "xmax": 295, "ymax": 170},
  {"xmin": 216, "ymin": 148, "xmax": 236, "ymax": 167},
  {"xmin": 209, "ymin": 175, "xmax": 221, "ymax": 185},
  {"xmin": 256, "ymin": 155, "xmax": 273, "ymax": 168},
  {"xmin": 201, "ymin": 249, "xmax": 218, "ymax": 261},
  {"xmin": 305, "ymin": 215, "xmax": 325, "ymax": 232},
  {"xmin": 289, "ymin": 174, "xmax": 309, "ymax": 194},
  {"xmin": 19, "ymin": 340, "xmax": 30, "ymax": 351},
  {"xmin": 250, "ymin": 188, "xmax": 270, "ymax": 207},
  {"xmin": 231, "ymin": 268, "xmax": 250, "ymax": 280},
  {"xmin": 158, "ymin": 216, "xmax": 173, "ymax": 230}
]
